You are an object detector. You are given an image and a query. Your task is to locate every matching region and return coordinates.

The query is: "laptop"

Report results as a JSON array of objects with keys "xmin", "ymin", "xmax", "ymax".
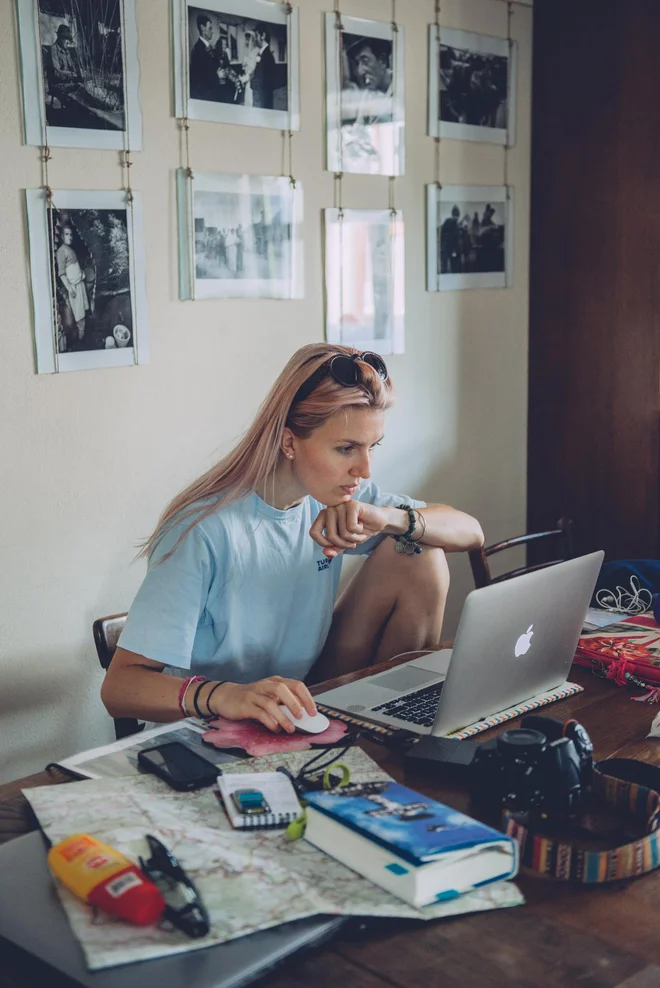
[
  {"xmin": 317, "ymin": 551, "xmax": 604, "ymax": 738},
  {"xmin": 0, "ymin": 831, "xmax": 345, "ymax": 988}
]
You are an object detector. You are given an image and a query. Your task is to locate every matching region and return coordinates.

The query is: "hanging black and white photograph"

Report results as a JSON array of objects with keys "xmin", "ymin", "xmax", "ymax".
[
  {"xmin": 173, "ymin": 0, "xmax": 299, "ymax": 130},
  {"xmin": 177, "ymin": 171, "xmax": 304, "ymax": 299},
  {"xmin": 325, "ymin": 209, "xmax": 404, "ymax": 355},
  {"xmin": 26, "ymin": 188, "xmax": 149, "ymax": 373},
  {"xmin": 427, "ymin": 185, "xmax": 513, "ymax": 291},
  {"xmin": 428, "ymin": 27, "xmax": 516, "ymax": 146},
  {"xmin": 16, "ymin": 0, "xmax": 141, "ymax": 150},
  {"xmin": 325, "ymin": 13, "xmax": 404, "ymax": 176}
]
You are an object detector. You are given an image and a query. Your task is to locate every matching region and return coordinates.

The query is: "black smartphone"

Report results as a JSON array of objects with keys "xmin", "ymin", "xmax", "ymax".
[{"xmin": 137, "ymin": 741, "xmax": 219, "ymax": 791}]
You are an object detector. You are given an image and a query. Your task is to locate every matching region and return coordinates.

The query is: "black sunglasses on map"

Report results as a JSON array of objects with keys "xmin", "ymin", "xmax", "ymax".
[
  {"xmin": 139, "ymin": 834, "xmax": 209, "ymax": 939},
  {"xmin": 293, "ymin": 351, "xmax": 389, "ymax": 405}
]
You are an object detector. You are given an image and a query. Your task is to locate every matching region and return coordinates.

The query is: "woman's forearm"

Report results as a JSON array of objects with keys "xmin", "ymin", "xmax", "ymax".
[
  {"xmin": 101, "ymin": 654, "xmax": 187, "ymax": 722},
  {"xmin": 101, "ymin": 647, "xmax": 317, "ymax": 733},
  {"xmin": 414, "ymin": 504, "xmax": 484, "ymax": 552}
]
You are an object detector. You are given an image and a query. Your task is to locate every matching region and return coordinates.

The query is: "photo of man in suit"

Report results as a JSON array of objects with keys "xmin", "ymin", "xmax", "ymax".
[
  {"xmin": 189, "ymin": 13, "xmax": 220, "ymax": 101},
  {"xmin": 250, "ymin": 27, "xmax": 277, "ymax": 110}
]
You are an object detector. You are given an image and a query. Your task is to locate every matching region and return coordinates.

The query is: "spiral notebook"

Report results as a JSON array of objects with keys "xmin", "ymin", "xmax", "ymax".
[{"xmin": 217, "ymin": 770, "xmax": 302, "ymax": 829}]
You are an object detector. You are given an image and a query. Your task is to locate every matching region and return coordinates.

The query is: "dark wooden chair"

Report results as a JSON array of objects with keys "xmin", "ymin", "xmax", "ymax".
[
  {"xmin": 469, "ymin": 518, "xmax": 574, "ymax": 589},
  {"xmin": 93, "ymin": 612, "xmax": 143, "ymax": 740}
]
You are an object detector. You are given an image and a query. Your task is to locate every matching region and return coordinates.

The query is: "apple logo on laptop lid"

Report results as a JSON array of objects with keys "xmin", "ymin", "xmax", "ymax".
[{"xmin": 515, "ymin": 625, "xmax": 534, "ymax": 657}]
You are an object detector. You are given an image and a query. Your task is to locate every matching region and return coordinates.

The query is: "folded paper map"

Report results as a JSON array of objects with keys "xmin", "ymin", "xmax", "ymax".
[{"xmin": 24, "ymin": 747, "xmax": 523, "ymax": 971}]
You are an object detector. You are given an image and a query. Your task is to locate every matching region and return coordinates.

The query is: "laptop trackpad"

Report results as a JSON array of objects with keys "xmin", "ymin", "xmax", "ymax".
[{"xmin": 368, "ymin": 666, "xmax": 441, "ymax": 693}]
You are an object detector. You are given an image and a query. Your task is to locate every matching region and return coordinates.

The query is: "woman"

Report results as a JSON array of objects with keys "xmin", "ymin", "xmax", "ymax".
[
  {"xmin": 101, "ymin": 344, "xmax": 484, "ymax": 733},
  {"xmin": 237, "ymin": 32, "xmax": 259, "ymax": 107},
  {"xmin": 225, "ymin": 228, "xmax": 238, "ymax": 274},
  {"xmin": 56, "ymin": 224, "xmax": 89, "ymax": 342}
]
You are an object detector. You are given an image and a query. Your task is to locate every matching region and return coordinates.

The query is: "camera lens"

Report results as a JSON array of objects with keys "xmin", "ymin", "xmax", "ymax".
[{"xmin": 497, "ymin": 728, "xmax": 547, "ymax": 755}]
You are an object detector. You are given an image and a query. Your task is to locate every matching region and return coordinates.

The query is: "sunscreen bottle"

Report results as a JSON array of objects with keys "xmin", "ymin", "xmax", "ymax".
[{"xmin": 48, "ymin": 834, "xmax": 166, "ymax": 926}]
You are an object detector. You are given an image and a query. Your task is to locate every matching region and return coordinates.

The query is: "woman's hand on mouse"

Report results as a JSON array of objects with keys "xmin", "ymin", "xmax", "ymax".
[{"xmin": 207, "ymin": 676, "xmax": 317, "ymax": 733}]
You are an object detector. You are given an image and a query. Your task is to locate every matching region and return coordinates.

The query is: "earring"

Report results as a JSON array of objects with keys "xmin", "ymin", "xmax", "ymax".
[{"xmin": 285, "ymin": 452, "xmax": 294, "ymax": 460}]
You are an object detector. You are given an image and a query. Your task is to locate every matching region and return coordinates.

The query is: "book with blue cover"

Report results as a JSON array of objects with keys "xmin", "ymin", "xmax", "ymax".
[{"xmin": 303, "ymin": 780, "xmax": 518, "ymax": 908}]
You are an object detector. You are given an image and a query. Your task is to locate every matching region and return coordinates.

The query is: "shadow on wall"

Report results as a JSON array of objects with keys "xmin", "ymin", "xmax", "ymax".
[
  {"xmin": 340, "ymin": 293, "xmax": 527, "ymax": 640},
  {"xmin": 0, "ymin": 647, "xmax": 113, "ymax": 785},
  {"xmin": 401, "ymin": 291, "xmax": 526, "ymax": 636}
]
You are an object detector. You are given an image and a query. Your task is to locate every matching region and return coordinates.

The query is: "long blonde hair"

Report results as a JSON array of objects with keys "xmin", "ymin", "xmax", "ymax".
[{"xmin": 141, "ymin": 343, "xmax": 394, "ymax": 559}]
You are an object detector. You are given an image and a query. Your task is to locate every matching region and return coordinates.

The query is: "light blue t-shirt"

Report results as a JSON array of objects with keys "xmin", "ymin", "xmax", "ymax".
[{"xmin": 118, "ymin": 482, "xmax": 424, "ymax": 683}]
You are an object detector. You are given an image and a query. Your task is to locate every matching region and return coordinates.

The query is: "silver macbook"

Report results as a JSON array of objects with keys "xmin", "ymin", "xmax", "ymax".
[{"xmin": 317, "ymin": 551, "xmax": 604, "ymax": 737}]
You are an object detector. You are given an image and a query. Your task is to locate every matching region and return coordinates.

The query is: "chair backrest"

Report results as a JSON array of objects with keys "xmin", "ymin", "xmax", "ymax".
[
  {"xmin": 93, "ymin": 613, "xmax": 143, "ymax": 740},
  {"xmin": 469, "ymin": 517, "xmax": 573, "ymax": 589},
  {"xmin": 93, "ymin": 613, "xmax": 127, "ymax": 669}
]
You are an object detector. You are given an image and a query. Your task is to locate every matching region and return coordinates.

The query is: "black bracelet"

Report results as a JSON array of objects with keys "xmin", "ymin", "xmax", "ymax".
[
  {"xmin": 410, "ymin": 508, "xmax": 426, "ymax": 543},
  {"xmin": 392, "ymin": 504, "xmax": 423, "ymax": 555},
  {"xmin": 192, "ymin": 679, "xmax": 208, "ymax": 719},
  {"xmin": 204, "ymin": 680, "xmax": 226, "ymax": 718}
]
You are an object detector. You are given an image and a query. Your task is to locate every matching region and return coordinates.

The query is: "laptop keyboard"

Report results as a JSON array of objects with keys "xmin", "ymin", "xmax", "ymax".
[{"xmin": 371, "ymin": 681, "xmax": 445, "ymax": 727}]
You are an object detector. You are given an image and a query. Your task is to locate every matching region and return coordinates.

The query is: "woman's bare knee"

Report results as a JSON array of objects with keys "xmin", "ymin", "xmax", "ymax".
[{"xmin": 367, "ymin": 539, "xmax": 450, "ymax": 601}]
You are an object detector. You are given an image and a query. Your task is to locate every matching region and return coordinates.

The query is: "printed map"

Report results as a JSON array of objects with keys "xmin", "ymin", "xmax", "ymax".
[{"xmin": 24, "ymin": 748, "xmax": 523, "ymax": 970}]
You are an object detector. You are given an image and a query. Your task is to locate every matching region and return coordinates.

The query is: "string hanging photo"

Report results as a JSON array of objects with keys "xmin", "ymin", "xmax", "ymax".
[
  {"xmin": 175, "ymin": 0, "xmax": 303, "ymax": 302},
  {"xmin": 25, "ymin": 0, "xmax": 148, "ymax": 375},
  {"xmin": 426, "ymin": 0, "xmax": 515, "ymax": 292}
]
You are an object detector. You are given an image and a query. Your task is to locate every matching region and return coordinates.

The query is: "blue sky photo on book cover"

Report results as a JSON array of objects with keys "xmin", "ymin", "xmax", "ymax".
[{"xmin": 305, "ymin": 781, "xmax": 508, "ymax": 864}]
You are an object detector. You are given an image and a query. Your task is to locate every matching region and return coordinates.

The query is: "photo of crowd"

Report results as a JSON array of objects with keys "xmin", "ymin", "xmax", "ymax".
[
  {"xmin": 440, "ymin": 43, "xmax": 508, "ymax": 130},
  {"xmin": 438, "ymin": 201, "xmax": 505, "ymax": 275},
  {"xmin": 188, "ymin": 5, "xmax": 288, "ymax": 110},
  {"xmin": 193, "ymin": 189, "xmax": 292, "ymax": 283}
]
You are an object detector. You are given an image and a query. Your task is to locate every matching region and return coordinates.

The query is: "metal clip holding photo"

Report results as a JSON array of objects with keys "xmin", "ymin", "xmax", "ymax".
[{"xmin": 139, "ymin": 834, "xmax": 210, "ymax": 938}]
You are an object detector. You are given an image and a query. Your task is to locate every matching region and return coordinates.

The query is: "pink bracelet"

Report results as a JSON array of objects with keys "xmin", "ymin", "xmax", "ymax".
[{"xmin": 178, "ymin": 675, "xmax": 205, "ymax": 718}]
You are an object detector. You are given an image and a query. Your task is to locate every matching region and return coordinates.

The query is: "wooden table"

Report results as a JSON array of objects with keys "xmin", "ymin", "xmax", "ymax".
[{"xmin": 3, "ymin": 661, "xmax": 660, "ymax": 988}]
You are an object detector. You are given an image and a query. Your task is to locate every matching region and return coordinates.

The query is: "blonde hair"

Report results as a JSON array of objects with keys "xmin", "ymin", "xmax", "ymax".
[{"xmin": 141, "ymin": 343, "xmax": 394, "ymax": 559}]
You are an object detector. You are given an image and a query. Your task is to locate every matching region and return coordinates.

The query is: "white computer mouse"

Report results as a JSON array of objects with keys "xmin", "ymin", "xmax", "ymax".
[{"xmin": 279, "ymin": 705, "xmax": 330, "ymax": 734}]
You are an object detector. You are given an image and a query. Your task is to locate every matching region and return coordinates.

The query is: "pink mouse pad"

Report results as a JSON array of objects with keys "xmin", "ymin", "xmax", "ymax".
[{"xmin": 202, "ymin": 715, "xmax": 349, "ymax": 756}]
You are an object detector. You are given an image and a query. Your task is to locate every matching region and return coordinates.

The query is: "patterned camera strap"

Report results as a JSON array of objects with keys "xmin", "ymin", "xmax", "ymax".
[{"xmin": 502, "ymin": 762, "xmax": 660, "ymax": 882}]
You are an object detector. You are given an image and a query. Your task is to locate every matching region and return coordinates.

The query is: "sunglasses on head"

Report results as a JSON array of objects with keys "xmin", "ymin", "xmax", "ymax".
[{"xmin": 293, "ymin": 351, "xmax": 389, "ymax": 405}]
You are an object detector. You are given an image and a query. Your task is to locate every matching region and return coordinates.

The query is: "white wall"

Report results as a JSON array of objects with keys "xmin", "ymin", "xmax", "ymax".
[{"xmin": 0, "ymin": 0, "xmax": 531, "ymax": 783}]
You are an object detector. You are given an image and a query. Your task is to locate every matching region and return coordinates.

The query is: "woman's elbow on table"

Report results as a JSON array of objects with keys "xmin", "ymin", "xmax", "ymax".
[{"xmin": 100, "ymin": 647, "xmax": 166, "ymax": 719}]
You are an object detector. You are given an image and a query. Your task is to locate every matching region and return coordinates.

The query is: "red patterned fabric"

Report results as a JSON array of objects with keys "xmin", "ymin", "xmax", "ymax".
[{"xmin": 574, "ymin": 617, "xmax": 660, "ymax": 686}]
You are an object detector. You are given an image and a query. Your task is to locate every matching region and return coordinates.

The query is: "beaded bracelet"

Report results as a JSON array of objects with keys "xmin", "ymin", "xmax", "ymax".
[{"xmin": 392, "ymin": 504, "xmax": 423, "ymax": 555}]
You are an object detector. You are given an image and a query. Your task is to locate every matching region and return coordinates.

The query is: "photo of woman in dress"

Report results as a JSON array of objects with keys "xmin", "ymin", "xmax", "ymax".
[
  {"xmin": 236, "ymin": 30, "xmax": 259, "ymax": 106},
  {"xmin": 56, "ymin": 223, "xmax": 90, "ymax": 342},
  {"xmin": 46, "ymin": 207, "xmax": 137, "ymax": 353}
]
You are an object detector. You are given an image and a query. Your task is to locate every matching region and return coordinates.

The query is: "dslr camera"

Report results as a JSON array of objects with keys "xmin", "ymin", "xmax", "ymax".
[{"xmin": 408, "ymin": 715, "xmax": 594, "ymax": 820}]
